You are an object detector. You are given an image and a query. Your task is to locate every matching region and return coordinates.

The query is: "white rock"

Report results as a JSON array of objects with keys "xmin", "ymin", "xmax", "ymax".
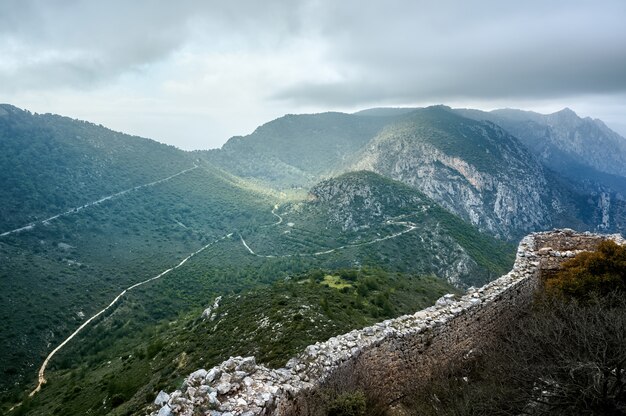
[
  {"xmin": 189, "ymin": 369, "xmax": 207, "ymax": 381},
  {"xmin": 216, "ymin": 382, "xmax": 233, "ymax": 395},
  {"xmin": 154, "ymin": 390, "xmax": 170, "ymax": 406},
  {"xmin": 206, "ymin": 367, "xmax": 222, "ymax": 383},
  {"xmin": 236, "ymin": 356, "xmax": 256, "ymax": 373},
  {"xmin": 157, "ymin": 405, "xmax": 173, "ymax": 416}
]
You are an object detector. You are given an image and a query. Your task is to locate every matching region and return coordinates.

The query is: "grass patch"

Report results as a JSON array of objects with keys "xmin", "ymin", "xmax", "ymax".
[{"xmin": 322, "ymin": 275, "xmax": 353, "ymax": 290}]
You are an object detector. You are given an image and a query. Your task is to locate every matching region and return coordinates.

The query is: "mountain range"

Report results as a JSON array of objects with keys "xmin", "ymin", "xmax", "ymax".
[
  {"xmin": 204, "ymin": 105, "xmax": 626, "ymax": 239},
  {"xmin": 1, "ymin": 103, "xmax": 625, "ymax": 415}
]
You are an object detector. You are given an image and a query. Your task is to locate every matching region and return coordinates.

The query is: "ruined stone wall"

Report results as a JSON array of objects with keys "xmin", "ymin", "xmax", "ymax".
[{"xmin": 151, "ymin": 230, "xmax": 625, "ymax": 416}]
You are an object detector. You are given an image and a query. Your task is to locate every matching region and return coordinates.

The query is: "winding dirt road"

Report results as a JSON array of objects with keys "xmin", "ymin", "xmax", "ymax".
[
  {"xmin": 239, "ymin": 216, "xmax": 418, "ymax": 258},
  {"xmin": 24, "ymin": 203, "xmax": 417, "ymax": 401},
  {"xmin": 29, "ymin": 233, "xmax": 231, "ymax": 397}
]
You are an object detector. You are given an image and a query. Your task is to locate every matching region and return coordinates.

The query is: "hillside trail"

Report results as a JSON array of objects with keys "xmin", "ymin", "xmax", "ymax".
[
  {"xmin": 239, "ymin": 216, "xmax": 417, "ymax": 258},
  {"xmin": 0, "ymin": 165, "xmax": 198, "ymax": 238},
  {"xmin": 28, "ymin": 233, "xmax": 230, "ymax": 397},
  {"xmin": 23, "ymin": 203, "xmax": 417, "ymax": 402}
]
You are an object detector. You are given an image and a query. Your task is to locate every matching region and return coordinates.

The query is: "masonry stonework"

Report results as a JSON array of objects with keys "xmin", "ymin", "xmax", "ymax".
[{"xmin": 151, "ymin": 229, "xmax": 625, "ymax": 416}]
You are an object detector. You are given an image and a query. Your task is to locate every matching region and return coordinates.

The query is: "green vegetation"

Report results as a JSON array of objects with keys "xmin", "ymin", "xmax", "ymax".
[
  {"xmin": 18, "ymin": 268, "xmax": 456, "ymax": 416},
  {"xmin": 0, "ymin": 105, "xmax": 192, "ymax": 231},
  {"xmin": 322, "ymin": 274, "xmax": 353, "ymax": 289},
  {"xmin": 0, "ymin": 158, "xmax": 510, "ymax": 415},
  {"xmin": 326, "ymin": 391, "xmax": 367, "ymax": 416},
  {"xmin": 0, "ymin": 162, "xmax": 276, "ymax": 400},
  {"xmin": 0, "ymin": 105, "xmax": 518, "ymax": 416},
  {"xmin": 399, "ymin": 293, "xmax": 626, "ymax": 416}
]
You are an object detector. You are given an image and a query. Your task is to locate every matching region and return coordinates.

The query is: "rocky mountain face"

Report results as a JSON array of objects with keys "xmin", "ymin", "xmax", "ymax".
[
  {"xmin": 308, "ymin": 171, "xmax": 427, "ymax": 232},
  {"xmin": 351, "ymin": 107, "xmax": 551, "ymax": 239},
  {"xmin": 293, "ymin": 171, "xmax": 515, "ymax": 286},
  {"xmin": 206, "ymin": 105, "xmax": 626, "ymax": 240},
  {"xmin": 456, "ymin": 107, "xmax": 626, "ymax": 195}
]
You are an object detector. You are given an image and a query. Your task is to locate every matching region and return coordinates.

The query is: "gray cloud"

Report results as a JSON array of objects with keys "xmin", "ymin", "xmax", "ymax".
[
  {"xmin": 1, "ymin": 0, "xmax": 625, "ymax": 149},
  {"xmin": 3, "ymin": 0, "xmax": 624, "ymax": 100},
  {"xmin": 0, "ymin": 0, "xmax": 304, "ymax": 91},
  {"xmin": 274, "ymin": 0, "xmax": 626, "ymax": 106}
]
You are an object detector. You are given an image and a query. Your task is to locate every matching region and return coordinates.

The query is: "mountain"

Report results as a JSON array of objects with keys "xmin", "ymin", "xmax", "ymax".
[
  {"xmin": 205, "ymin": 105, "xmax": 626, "ymax": 239},
  {"xmin": 0, "ymin": 105, "xmax": 514, "ymax": 414},
  {"xmin": 0, "ymin": 159, "xmax": 279, "ymax": 401},
  {"xmin": 255, "ymin": 171, "xmax": 515, "ymax": 286},
  {"xmin": 0, "ymin": 105, "xmax": 283, "ymax": 402},
  {"xmin": 350, "ymin": 106, "xmax": 552, "ymax": 239},
  {"xmin": 455, "ymin": 107, "xmax": 626, "ymax": 195},
  {"xmin": 0, "ymin": 104, "xmax": 194, "ymax": 232},
  {"xmin": 202, "ymin": 106, "xmax": 626, "ymax": 239},
  {"xmin": 199, "ymin": 112, "xmax": 397, "ymax": 188}
]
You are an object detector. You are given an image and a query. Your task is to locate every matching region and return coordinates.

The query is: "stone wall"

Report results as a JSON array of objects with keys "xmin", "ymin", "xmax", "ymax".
[{"xmin": 151, "ymin": 230, "xmax": 625, "ymax": 416}]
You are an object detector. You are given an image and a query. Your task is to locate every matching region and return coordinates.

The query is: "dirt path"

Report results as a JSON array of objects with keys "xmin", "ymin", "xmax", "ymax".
[
  {"xmin": 28, "ymin": 233, "xmax": 230, "ymax": 397},
  {"xmin": 25, "ymin": 206, "xmax": 417, "ymax": 400},
  {"xmin": 1, "ymin": 165, "xmax": 198, "ymax": 238},
  {"xmin": 240, "ymin": 217, "xmax": 417, "ymax": 258}
]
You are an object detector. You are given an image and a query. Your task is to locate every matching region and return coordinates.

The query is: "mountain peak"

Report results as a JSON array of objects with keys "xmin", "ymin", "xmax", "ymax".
[{"xmin": 553, "ymin": 107, "xmax": 579, "ymax": 118}]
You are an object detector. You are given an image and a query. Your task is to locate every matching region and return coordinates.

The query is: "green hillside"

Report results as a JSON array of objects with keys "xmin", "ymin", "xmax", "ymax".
[
  {"xmin": 0, "ymin": 104, "xmax": 193, "ymax": 232},
  {"xmin": 0, "ymin": 107, "xmax": 517, "ymax": 416},
  {"xmin": 0, "ymin": 162, "xmax": 277, "ymax": 401},
  {"xmin": 16, "ymin": 268, "xmax": 457, "ymax": 416},
  {"xmin": 200, "ymin": 112, "xmax": 396, "ymax": 187}
]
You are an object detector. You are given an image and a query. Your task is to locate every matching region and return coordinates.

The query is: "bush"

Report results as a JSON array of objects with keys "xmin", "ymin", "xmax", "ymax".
[
  {"xmin": 546, "ymin": 240, "xmax": 626, "ymax": 300},
  {"xmin": 326, "ymin": 391, "xmax": 367, "ymax": 416},
  {"xmin": 110, "ymin": 393, "xmax": 125, "ymax": 408}
]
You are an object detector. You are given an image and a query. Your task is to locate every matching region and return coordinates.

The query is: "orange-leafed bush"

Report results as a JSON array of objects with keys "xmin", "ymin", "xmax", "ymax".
[{"xmin": 546, "ymin": 240, "xmax": 626, "ymax": 300}]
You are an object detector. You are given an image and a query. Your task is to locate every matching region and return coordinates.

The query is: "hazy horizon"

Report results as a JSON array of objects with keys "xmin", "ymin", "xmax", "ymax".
[
  {"xmin": 1, "ymin": 0, "xmax": 625, "ymax": 149},
  {"xmin": 4, "ymin": 101, "xmax": 626, "ymax": 152}
]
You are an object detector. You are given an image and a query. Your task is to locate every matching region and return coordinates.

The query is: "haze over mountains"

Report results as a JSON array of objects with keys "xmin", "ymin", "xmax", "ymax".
[{"xmin": 1, "ymin": 103, "xmax": 625, "ymax": 415}]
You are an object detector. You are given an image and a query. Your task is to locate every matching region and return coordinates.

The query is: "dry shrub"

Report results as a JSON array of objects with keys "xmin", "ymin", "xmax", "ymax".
[{"xmin": 546, "ymin": 240, "xmax": 626, "ymax": 300}]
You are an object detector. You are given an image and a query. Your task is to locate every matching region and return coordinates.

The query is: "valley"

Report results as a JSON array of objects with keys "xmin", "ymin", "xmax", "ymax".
[{"xmin": 1, "ymin": 103, "xmax": 624, "ymax": 416}]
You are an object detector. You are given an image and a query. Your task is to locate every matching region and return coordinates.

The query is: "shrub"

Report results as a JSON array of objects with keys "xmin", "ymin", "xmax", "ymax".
[
  {"xmin": 404, "ymin": 293, "xmax": 626, "ymax": 415},
  {"xmin": 326, "ymin": 391, "xmax": 367, "ymax": 416},
  {"xmin": 546, "ymin": 240, "xmax": 626, "ymax": 300},
  {"xmin": 110, "ymin": 393, "xmax": 125, "ymax": 408}
]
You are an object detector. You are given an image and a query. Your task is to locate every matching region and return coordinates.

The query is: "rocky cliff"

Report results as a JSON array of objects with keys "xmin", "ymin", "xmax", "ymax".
[
  {"xmin": 351, "ymin": 107, "xmax": 552, "ymax": 239},
  {"xmin": 456, "ymin": 107, "xmax": 626, "ymax": 195}
]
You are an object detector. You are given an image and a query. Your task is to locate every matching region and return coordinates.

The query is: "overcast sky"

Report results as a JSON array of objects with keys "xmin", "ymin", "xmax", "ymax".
[{"xmin": 1, "ymin": 0, "xmax": 625, "ymax": 149}]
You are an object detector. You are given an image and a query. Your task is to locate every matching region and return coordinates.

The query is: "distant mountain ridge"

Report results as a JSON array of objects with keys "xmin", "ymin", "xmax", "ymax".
[
  {"xmin": 455, "ymin": 107, "xmax": 626, "ymax": 194},
  {"xmin": 201, "ymin": 112, "xmax": 397, "ymax": 187},
  {"xmin": 202, "ymin": 105, "xmax": 626, "ymax": 239}
]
